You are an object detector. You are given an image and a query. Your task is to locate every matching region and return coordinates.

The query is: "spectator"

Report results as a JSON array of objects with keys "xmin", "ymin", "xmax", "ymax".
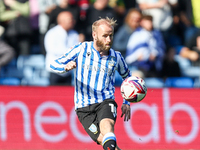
[
  {"xmin": 37, "ymin": 0, "xmax": 61, "ymax": 55},
  {"xmin": 29, "ymin": 0, "xmax": 40, "ymax": 54},
  {"xmin": 0, "ymin": 0, "xmax": 31, "ymax": 57},
  {"xmin": 29, "ymin": 0, "xmax": 39, "ymax": 31},
  {"xmin": 47, "ymin": 0, "xmax": 80, "ymax": 31},
  {"xmin": 108, "ymin": 0, "xmax": 126, "ymax": 15},
  {"xmin": 164, "ymin": 1, "xmax": 200, "ymax": 63},
  {"xmin": 178, "ymin": 0, "xmax": 200, "ymax": 45},
  {"xmin": 160, "ymin": 47, "xmax": 181, "ymax": 80},
  {"xmin": 44, "ymin": 11, "xmax": 79, "ymax": 85},
  {"xmin": 136, "ymin": 0, "xmax": 174, "ymax": 34},
  {"xmin": 125, "ymin": 15, "xmax": 166, "ymax": 77},
  {"xmin": 89, "ymin": 0, "xmax": 126, "ymax": 16},
  {"xmin": 174, "ymin": 46, "xmax": 199, "ymax": 62},
  {"xmin": 107, "ymin": 0, "xmax": 127, "ymax": 27},
  {"xmin": 185, "ymin": 29, "xmax": 200, "ymax": 55},
  {"xmin": 113, "ymin": 8, "xmax": 142, "ymax": 57},
  {"xmin": 47, "ymin": 0, "xmax": 85, "ymax": 42},
  {"xmin": 0, "ymin": 39, "xmax": 15, "ymax": 70},
  {"xmin": 83, "ymin": 0, "xmax": 118, "ymax": 41},
  {"xmin": 123, "ymin": 0, "xmax": 137, "ymax": 11},
  {"xmin": 68, "ymin": 0, "xmax": 89, "ymax": 20},
  {"xmin": 38, "ymin": 0, "xmax": 60, "ymax": 34},
  {"xmin": 196, "ymin": 31, "xmax": 200, "ymax": 51}
]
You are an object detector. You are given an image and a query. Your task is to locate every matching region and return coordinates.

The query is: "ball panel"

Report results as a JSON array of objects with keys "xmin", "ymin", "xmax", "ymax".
[
  {"xmin": 126, "ymin": 95, "xmax": 138, "ymax": 102},
  {"xmin": 120, "ymin": 76, "xmax": 147, "ymax": 103},
  {"xmin": 123, "ymin": 83, "xmax": 135, "ymax": 98}
]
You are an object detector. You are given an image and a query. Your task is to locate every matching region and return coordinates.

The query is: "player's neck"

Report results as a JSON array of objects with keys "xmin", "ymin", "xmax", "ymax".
[{"xmin": 99, "ymin": 50, "xmax": 109, "ymax": 57}]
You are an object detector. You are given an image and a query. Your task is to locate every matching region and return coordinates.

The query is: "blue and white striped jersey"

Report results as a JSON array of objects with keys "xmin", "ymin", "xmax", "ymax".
[{"xmin": 50, "ymin": 41, "xmax": 131, "ymax": 109}]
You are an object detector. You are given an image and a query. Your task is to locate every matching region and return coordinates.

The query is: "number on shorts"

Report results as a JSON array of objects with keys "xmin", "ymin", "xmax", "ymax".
[{"xmin": 109, "ymin": 103, "xmax": 117, "ymax": 117}]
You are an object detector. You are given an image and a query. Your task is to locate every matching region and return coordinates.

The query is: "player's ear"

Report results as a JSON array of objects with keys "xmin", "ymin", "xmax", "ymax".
[{"xmin": 92, "ymin": 31, "xmax": 97, "ymax": 40}]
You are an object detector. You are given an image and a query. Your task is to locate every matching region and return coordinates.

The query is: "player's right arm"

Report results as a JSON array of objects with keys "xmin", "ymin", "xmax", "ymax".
[
  {"xmin": 64, "ymin": 61, "xmax": 76, "ymax": 71},
  {"xmin": 50, "ymin": 43, "xmax": 82, "ymax": 73}
]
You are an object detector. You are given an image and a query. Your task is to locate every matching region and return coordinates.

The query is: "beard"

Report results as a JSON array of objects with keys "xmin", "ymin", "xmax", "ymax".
[{"xmin": 96, "ymin": 37, "xmax": 112, "ymax": 51}]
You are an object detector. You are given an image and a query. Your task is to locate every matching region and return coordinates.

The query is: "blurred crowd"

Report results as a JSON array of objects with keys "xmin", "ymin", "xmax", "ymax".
[{"xmin": 0, "ymin": 0, "xmax": 200, "ymax": 87}]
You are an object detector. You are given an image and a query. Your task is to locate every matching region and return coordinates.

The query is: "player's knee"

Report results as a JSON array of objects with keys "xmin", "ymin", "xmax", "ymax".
[{"xmin": 100, "ymin": 118, "xmax": 115, "ymax": 134}]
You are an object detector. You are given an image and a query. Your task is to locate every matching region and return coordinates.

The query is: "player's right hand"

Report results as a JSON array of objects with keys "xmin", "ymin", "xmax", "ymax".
[{"xmin": 64, "ymin": 61, "xmax": 76, "ymax": 71}]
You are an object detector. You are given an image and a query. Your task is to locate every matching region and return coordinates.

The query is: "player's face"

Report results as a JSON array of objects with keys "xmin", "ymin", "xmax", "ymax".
[{"xmin": 95, "ymin": 24, "xmax": 113, "ymax": 51}]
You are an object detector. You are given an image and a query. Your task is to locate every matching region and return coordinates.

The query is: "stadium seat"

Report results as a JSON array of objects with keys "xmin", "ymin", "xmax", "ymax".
[
  {"xmin": 16, "ymin": 54, "xmax": 50, "ymax": 86},
  {"xmin": 182, "ymin": 66, "xmax": 200, "ymax": 78},
  {"xmin": 144, "ymin": 77, "xmax": 165, "ymax": 88},
  {"xmin": 0, "ymin": 58, "xmax": 23, "ymax": 85},
  {"xmin": 0, "ymin": 77, "xmax": 21, "ymax": 85},
  {"xmin": 21, "ymin": 78, "xmax": 50, "ymax": 86},
  {"xmin": 194, "ymin": 77, "xmax": 200, "ymax": 88},
  {"xmin": 174, "ymin": 55, "xmax": 200, "ymax": 78},
  {"xmin": 17, "ymin": 54, "xmax": 45, "ymax": 69},
  {"xmin": 165, "ymin": 77, "xmax": 194, "ymax": 88},
  {"xmin": 1, "ymin": 67, "xmax": 23, "ymax": 79}
]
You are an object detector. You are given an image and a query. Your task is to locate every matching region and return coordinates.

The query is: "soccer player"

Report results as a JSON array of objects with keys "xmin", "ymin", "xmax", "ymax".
[{"xmin": 50, "ymin": 17, "xmax": 131, "ymax": 150}]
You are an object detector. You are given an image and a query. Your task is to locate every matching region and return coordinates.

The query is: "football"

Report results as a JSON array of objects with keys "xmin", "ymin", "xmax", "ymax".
[{"xmin": 121, "ymin": 76, "xmax": 147, "ymax": 103}]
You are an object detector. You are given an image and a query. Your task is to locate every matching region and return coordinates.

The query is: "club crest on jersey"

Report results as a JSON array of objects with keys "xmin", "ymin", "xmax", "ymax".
[
  {"xmin": 108, "ymin": 56, "xmax": 116, "ymax": 67},
  {"xmin": 89, "ymin": 123, "xmax": 98, "ymax": 134},
  {"xmin": 87, "ymin": 52, "xmax": 91, "ymax": 56}
]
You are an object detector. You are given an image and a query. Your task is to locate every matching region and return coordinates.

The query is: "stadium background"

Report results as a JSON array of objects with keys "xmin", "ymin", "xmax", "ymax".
[
  {"xmin": 0, "ymin": 0, "xmax": 200, "ymax": 149},
  {"xmin": 0, "ymin": 86, "xmax": 199, "ymax": 149}
]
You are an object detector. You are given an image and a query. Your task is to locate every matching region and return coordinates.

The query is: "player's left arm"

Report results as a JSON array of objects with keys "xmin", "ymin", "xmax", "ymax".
[
  {"xmin": 116, "ymin": 51, "xmax": 131, "ymax": 121},
  {"xmin": 116, "ymin": 52, "xmax": 131, "ymax": 79}
]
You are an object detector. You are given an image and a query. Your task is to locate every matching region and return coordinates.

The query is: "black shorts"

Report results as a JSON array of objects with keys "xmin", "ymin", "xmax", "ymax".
[{"xmin": 76, "ymin": 99, "xmax": 118, "ymax": 144}]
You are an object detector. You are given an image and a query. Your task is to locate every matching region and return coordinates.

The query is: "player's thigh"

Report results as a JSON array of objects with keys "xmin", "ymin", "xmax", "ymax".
[
  {"xmin": 98, "ymin": 99, "xmax": 118, "ymax": 121},
  {"xmin": 76, "ymin": 106, "xmax": 100, "ymax": 144},
  {"xmin": 97, "ymin": 99, "xmax": 118, "ymax": 134}
]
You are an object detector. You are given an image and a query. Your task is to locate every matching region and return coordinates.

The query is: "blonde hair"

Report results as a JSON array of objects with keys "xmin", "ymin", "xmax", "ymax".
[{"xmin": 92, "ymin": 17, "xmax": 117, "ymax": 32}]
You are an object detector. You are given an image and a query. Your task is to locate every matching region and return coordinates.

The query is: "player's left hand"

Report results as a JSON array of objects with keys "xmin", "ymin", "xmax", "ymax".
[{"xmin": 121, "ymin": 104, "xmax": 131, "ymax": 121}]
